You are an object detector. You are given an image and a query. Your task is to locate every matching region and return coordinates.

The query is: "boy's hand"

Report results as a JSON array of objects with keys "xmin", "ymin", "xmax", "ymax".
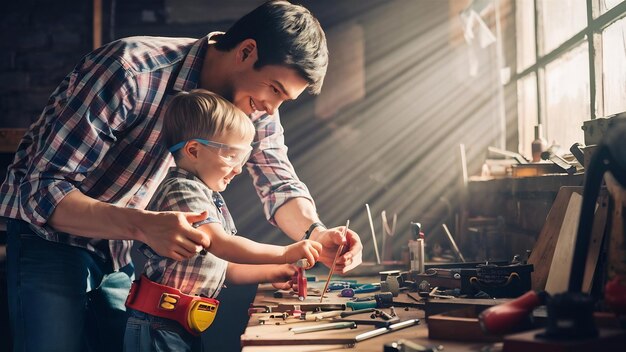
[
  {"xmin": 309, "ymin": 226, "xmax": 363, "ymax": 274},
  {"xmin": 268, "ymin": 264, "xmax": 298, "ymax": 290},
  {"xmin": 283, "ymin": 240, "xmax": 322, "ymax": 267}
]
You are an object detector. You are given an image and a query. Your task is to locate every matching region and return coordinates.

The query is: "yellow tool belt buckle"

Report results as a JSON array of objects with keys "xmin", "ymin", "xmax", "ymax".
[
  {"xmin": 187, "ymin": 299, "xmax": 219, "ymax": 333},
  {"xmin": 159, "ymin": 293, "xmax": 180, "ymax": 311}
]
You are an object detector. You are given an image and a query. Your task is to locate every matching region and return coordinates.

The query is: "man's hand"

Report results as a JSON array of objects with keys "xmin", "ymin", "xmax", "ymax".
[
  {"xmin": 309, "ymin": 226, "xmax": 363, "ymax": 274},
  {"xmin": 137, "ymin": 211, "xmax": 210, "ymax": 261},
  {"xmin": 283, "ymin": 240, "xmax": 322, "ymax": 267},
  {"xmin": 48, "ymin": 191, "xmax": 210, "ymax": 261}
]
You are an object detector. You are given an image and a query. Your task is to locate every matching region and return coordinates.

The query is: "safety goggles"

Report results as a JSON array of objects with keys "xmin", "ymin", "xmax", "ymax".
[{"xmin": 168, "ymin": 138, "xmax": 252, "ymax": 167}]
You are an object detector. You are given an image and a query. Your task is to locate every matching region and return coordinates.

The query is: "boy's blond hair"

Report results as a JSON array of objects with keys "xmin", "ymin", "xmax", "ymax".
[{"xmin": 163, "ymin": 89, "xmax": 255, "ymax": 157}]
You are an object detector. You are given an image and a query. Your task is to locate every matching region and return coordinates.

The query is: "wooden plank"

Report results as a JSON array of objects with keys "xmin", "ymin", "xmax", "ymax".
[
  {"xmin": 544, "ymin": 192, "xmax": 583, "ymax": 294},
  {"xmin": 93, "ymin": 0, "xmax": 102, "ymax": 49},
  {"xmin": 242, "ymin": 309, "xmax": 423, "ymax": 347},
  {"xmin": 582, "ymin": 192, "xmax": 609, "ymax": 292},
  {"xmin": 527, "ymin": 187, "xmax": 582, "ymax": 291},
  {"xmin": 424, "ymin": 297, "xmax": 510, "ymax": 320},
  {"xmin": 502, "ymin": 328, "xmax": 626, "ymax": 352},
  {"xmin": 606, "ymin": 174, "xmax": 626, "ymax": 278},
  {"xmin": 428, "ymin": 307, "xmax": 502, "ymax": 342},
  {"xmin": 241, "ymin": 323, "xmax": 360, "ymax": 346},
  {"xmin": 542, "ymin": 190, "xmax": 609, "ymax": 294}
]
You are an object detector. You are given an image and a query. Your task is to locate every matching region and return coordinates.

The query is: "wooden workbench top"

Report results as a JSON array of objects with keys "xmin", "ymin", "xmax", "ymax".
[{"xmin": 241, "ymin": 281, "xmax": 495, "ymax": 352}]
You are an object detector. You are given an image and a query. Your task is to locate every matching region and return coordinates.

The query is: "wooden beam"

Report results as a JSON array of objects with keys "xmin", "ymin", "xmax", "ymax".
[{"xmin": 93, "ymin": 0, "xmax": 102, "ymax": 49}]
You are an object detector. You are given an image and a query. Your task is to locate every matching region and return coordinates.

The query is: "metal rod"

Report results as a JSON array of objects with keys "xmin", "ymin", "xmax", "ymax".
[
  {"xmin": 460, "ymin": 144, "xmax": 468, "ymax": 187},
  {"xmin": 365, "ymin": 204, "xmax": 381, "ymax": 264},
  {"xmin": 290, "ymin": 321, "xmax": 356, "ymax": 334},
  {"xmin": 320, "ymin": 220, "xmax": 349, "ymax": 303},
  {"xmin": 487, "ymin": 146, "xmax": 528, "ymax": 164},
  {"xmin": 354, "ymin": 319, "xmax": 420, "ymax": 342},
  {"xmin": 381, "ymin": 211, "xmax": 386, "ymax": 263},
  {"xmin": 442, "ymin": 223, "xmax": 466, "ymax": 262}
]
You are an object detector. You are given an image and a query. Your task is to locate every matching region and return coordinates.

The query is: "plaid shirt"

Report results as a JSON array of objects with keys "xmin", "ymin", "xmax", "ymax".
[
  {"xmin": 141, "ymin": 167, "xmax": 234, "ymax": 298},
  {"xmin": 0, "ymin": 33, "xmax": 313, "ymax": 270}
]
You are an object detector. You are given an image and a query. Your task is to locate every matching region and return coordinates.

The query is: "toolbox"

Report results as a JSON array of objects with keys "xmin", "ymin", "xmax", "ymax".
[{"xmin": 411, "ymin": 262, "xmax": 533, "ymax": 298}]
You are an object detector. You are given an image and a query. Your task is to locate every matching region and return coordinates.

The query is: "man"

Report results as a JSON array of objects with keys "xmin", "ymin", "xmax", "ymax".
[{"xmin": 0, "ymin": 1, "xmax": 363, "ymax": 351}]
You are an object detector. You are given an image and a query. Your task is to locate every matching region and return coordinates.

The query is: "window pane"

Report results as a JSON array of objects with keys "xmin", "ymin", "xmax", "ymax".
[
  {"xmin": 545, "ymin": 42, "xmax": 589, "ymax": 149},
  {"xmin": 599, "ymin": 0, "xmax": 624, "ymax": 16},
  {"xmin": 539, "ymin": 0, "xmax": 587, "ymax": 54},
  {"xmin": 516, "ymin": 0, "xmax": 536, "ymax": 72},
  {"xmin": 517, "ymin": 73, "xmax": 538, "ymax": 158},
  {"xmin": 602, "ymin": 17, "xmax": 626, "ymax": 116}
]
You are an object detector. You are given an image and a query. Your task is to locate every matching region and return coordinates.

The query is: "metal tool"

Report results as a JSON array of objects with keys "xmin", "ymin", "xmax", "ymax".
[
  {"xmin": 345, "ymin": 292, "xmax": 419, "ymax": 310},
  {"xmin": 381, "ymin": 210, "xmax": 397, "ymax": 262},
  {"xmin": 441, "ymin": 223, "xmax": 466, "ymax": 262},
  {"xmin": 320, "ymin": 220, "xmax": 349, "ymax": 303},
  {"xmin": 384, "ymin": 339, "xmax": 443, "ymax": 352},
  {"xmin": 569, "ymin": 142, "xmax": 585, "ymax": 165},
  {"xmin": 340, "ymin": 288, "xmax": 355, "ymax": 297},
  {"xmin": 289, "ymin": 321, "xmax": 357, "ymax": 334},
  {"xmin": 354, "ymin": 318, "xmax": 420, "ymax": 342},
  {"xmin": 427, "ymin": 287, "xmax": 455, "ymax": 299},
  {"xmin": 541, "ymin": 149, "xmax": 577, "ymax": 174},
  {"xmin": 371, "ymin": 309, "xmax": 394, "ymax": 320},
  {"xmin": 249, "ymin": 302, "xmax": 346, "ymax": 314},
  {"xmin": 460, "ymin": 143, "xmax": 468, "ymax": 187},
  {"xmin": 487, "ymin": 145, "xmax": 529, "ymax": 164},
  {"xmin": 293, "ymin": 259, "xmax": 308, "ymax": 301},
  {"xmin": 273, "ymin": 287, "xmax": 322, "ymax": 299},
  {"xmin": 408, "ymin": 239, "xmax": 425, "ymax": 273},
  {"xmin": 305, "ymin": 307, "xmax": 376, "ymax": 321},
  {"xmin": 346, "ymin": 292, "xmax": 392, "ymax": 310},
  {"xmin": 410, "ymin": 222, "xmax": 423, "ymax": 239},
  {"xmin": 327, "ymin": 281, "xmax": 355, "ymax": 290},
  {"xmin": 380, "ymin": 270, "xmax": 401, "ymax": 296},
  {"xmin": 365, "ymin": 204, "xmax": 381, "ymax": 264},
  {"xmin": 339, "ymin": 284, "xmax": 380, "ymax": 297},
  {"xmin": 258, "ymin": 306, "xmax": 371, "ymax": 326}
]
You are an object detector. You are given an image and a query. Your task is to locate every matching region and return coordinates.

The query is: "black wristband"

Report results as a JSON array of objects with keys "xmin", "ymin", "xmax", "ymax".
[{"xmin": 303, "ymin": 222, "xmax": 326, "ymax": 240}]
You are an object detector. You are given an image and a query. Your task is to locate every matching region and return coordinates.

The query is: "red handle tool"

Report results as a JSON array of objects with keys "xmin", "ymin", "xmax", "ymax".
[
  {"xmin": 478, "ymin": 290, "xmax": 547, "ymax": 335},
  {"xmin": 292, "ymin": 259, "xmax": 308, "ymax": 301}
]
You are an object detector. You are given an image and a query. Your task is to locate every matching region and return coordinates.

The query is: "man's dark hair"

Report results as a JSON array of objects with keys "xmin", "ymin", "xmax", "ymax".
[{"xmin": 214, "ymin": 0, "xmax": 328, "ymax": 94}]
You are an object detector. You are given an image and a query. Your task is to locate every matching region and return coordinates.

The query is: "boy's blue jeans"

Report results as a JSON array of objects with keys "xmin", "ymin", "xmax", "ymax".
[
  {"xmin": 124, "ymin": 308, "xmax": 201, "ymax": 352},
  {"xmin": 6, "ymin": 219, "xmax": 134, "ymax": 352}
]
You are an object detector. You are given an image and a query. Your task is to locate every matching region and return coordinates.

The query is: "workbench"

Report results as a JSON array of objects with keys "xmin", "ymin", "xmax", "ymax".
[{"xmin": 240, "ymin": 276, "xmax": 498, "ymax": 352}]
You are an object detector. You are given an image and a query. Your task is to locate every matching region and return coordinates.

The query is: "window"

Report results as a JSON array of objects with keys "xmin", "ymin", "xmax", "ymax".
[
  {"xmin": 517, "ymin": 73, "xmax": 537, "ymax": 157},
  {"xmin": 600, "ymin": 0, "xmax": 624, "ymax": 15},
  {"xmin": 544, "ymin": 42, "xmax": 589, "ymax": 149},
  {"xmin": 538, "ymin": 0, "xmax": 587, "ymax": 55},
  {"xmin": 602, "ymin": 16, "xmax": 626, "ymax": 115},
  {"xmin": 514, "ymin": 0, "xmax": 626, "ymax": 156},
  {"xmin": 515, "ymin": 0, "xmax": 536, "ymax": 73}
]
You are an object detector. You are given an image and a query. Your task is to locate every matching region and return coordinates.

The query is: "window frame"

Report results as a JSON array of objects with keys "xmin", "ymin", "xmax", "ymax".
[{"xmin": 512, "ymin": 0, "xmax": 626, "ymax": 152}]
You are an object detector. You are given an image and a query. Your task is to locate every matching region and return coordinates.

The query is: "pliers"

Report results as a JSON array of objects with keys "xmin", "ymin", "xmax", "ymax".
[{"xmin": 339, "ymin": 283, "xmax": 380, "ymax": 297}]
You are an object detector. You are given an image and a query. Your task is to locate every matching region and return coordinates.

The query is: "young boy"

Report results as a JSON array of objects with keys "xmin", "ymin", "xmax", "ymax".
[{"xmin": 123, "ymin": 89, "xmax": 322, "ymax": 351}]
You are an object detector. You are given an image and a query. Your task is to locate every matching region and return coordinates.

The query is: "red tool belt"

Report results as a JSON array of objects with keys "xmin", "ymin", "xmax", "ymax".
[{"xmin": 125, "ymin": 275, "xmax": 219, "ymax": 336}]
